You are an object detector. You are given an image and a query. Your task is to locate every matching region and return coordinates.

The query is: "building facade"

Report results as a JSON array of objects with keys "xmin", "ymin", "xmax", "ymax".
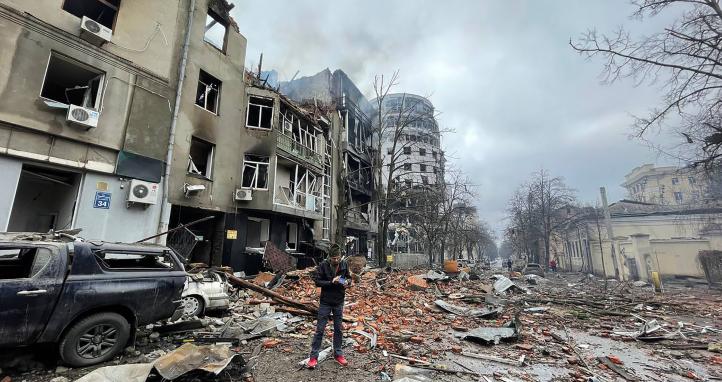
[
  {"xmin": 557, "ymin": 202, "xmax": 722, "ymax": 282},
  {"xmin": 0, "ymin": 1, "xmax": 381, "ymax": 274},
  {"xmin": 0, "ymin": 0, "xmax": 187, "ymax": 242},
  {"xmin": 622, "ymin": 164, "xmax": 708, "ymax": 206},
  {"xmin": 281, "ymin": 69, "xmax": 378, "ymax": 258}
]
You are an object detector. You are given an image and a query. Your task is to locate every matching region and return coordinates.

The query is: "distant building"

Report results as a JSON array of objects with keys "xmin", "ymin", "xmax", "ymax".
[
  {"xmin": 374, "ymin": 93, "xmax": 444, "ymax": 253},
  {"xmin": 622, "ymin": 164, "xmax": 709, "ymax": 206},
  {"xmin": 556, "ymin": 201, "xmax": 722, "ymax": 282}
]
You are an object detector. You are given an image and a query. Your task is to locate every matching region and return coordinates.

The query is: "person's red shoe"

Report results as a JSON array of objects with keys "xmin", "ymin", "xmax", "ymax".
[
  {"xmin": 307, "ymin": 358, "xmax": 318, "ymax": 369},
  {"xmin": 334, "ymin": 355, "xmax": 348, "ymax": 366}
]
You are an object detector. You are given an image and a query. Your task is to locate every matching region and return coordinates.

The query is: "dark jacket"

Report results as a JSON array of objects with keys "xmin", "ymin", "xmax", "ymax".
[{"xmin": 313, "ymin": 259, "xmax": 351, "ymax": 306}]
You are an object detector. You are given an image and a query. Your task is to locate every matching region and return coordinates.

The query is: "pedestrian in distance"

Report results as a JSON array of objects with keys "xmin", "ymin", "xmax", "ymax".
[{"xmin": 306, "ymin": 243, "xmax": 351, "ymax": 369}]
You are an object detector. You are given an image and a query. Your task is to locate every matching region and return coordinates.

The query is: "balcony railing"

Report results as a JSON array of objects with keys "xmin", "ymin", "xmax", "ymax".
[
  {"xmin": 277, "ymin": 134, "xmax": 323, "ymax": 168},
  {"xmin": 276, "ymin": 186, "xmax": 323, "ymax": 215}
]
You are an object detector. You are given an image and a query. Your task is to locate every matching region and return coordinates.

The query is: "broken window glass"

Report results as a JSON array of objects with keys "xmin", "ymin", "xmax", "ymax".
[
  {"xmin": 404, "ymin": 163, "xmax": 411, "ymax": 171},
  {"xmin": 0, "ymin": 248, "xmax": 52, "ymax": 279},
  {"xmin": 203, "ymin": 10, "xmax": 227, "ymax": 52},
  {"xmin": 420, "ymin": 164, "xmax": 427, "ymax": 172},
  {"xmin": 62, "ymin": 0, "xmax": 120, "ymax": 29},
  {"xmin": 419, "ymin": 148, "xmax": 426, "ymax": 156},
  {"xmin": 95, "ymin": 252, "xmax": 177, "ymax": 270},
  {"xmin": 242, "ymin": 155, "xmax": 269, "ymax": 189},
  {"xmin": 403, "ymin": 147, "xmax": 411, "ymax": 155},
  {"xmin": 247, "ymin": 96, "xmax": 273, "ymax": 129},
  {"xmin": 422, "ymin": 176, "xmax": 429, "ymax": 185},
  {"xmin": 41, "ymin": 54, "xmax": 105, "ymax": 109},
  {"xmin": 188, "ymin": 137, "xmax": 214, "ymax": 179},
  {"xmin": 196, "ymin": 70, "xmax": 221, "ymax": 114}
]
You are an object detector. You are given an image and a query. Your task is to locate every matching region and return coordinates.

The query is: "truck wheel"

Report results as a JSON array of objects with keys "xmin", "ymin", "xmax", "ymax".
[
  {"xmin": 59, "ymin": 312, "xmax": 130, "ymax": 367},
  {"xmin": 182, "ymin": 295, "xmax": 204, "ymax": 317}
]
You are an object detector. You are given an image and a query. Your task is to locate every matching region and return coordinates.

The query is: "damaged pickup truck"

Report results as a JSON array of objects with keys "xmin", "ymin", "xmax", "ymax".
[{"xmin": 0, "ymin": 233, "xmax": 186, "ymax": 367}]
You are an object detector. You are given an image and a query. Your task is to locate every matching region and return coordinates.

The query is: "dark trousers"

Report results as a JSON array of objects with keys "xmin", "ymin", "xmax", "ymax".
[{"xmin": 309, "ymin": 302, "xmax": 343, "ymax": 359}]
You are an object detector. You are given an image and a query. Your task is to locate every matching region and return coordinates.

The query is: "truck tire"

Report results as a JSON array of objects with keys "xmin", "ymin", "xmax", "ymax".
[{"xmin": 59, "ymin": 312, "xmax": 130, "ymax": 367}]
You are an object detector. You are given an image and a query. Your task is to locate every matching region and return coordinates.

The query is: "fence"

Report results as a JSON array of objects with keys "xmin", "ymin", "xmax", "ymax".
[{"xmin": 389, "ymin": 252, "xmax": 428, "ymax": 269}]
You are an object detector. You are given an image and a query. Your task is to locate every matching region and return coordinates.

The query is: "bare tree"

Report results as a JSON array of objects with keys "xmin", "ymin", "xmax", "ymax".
[
  {"xmin": 571, "ymin": 0, "xmax": 722, "ymax": 168},
  {"xmin": 369, "ymin": 72, "xmax": 445, "ymax": 265},
  {"xmin": 505, "ymin": 170, "xmax": 578, "ymax": 266}
]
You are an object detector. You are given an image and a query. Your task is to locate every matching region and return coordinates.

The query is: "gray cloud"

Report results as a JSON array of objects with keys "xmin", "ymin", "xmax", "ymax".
[{"xmin": 231, "ymin": 0, "xmax": 685, "ymax": 238}]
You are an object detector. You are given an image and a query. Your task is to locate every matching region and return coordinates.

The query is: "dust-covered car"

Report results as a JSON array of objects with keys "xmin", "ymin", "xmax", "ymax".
[
  {"xmin": 522, "ymin": 263, "xmax": 546, "ymax": 278},
  {"xmin": 181, "ymin": 269, "xmax": 231, "ymax": 317}
]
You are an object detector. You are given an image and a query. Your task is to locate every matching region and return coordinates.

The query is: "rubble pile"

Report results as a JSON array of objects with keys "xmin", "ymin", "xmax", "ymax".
[{"xmin": 2, "ymin": 265, "xmax": 721, "ymax": 382}]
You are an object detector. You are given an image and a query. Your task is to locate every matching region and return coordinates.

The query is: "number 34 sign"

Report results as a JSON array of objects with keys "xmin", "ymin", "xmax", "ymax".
[{"xmin": 93, "ymin": 192, "xmax": 111, "ymax": 209}]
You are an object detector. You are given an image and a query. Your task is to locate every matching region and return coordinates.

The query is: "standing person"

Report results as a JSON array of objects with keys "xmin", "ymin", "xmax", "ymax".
[
  {"xmin": 307, "ymin": 244, "xmax": 351, "ymax": 369},
  {"xmin": 550, "ymin": 258, "xmax": 557, "ymax": 273},
  {"xmin": 506, "ymin": 257, "xmax": 513, "ymax": 271}
]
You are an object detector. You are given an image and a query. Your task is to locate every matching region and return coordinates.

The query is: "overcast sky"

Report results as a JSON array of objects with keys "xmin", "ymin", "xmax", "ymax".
[{"xmin": 230, "ymin": 1, "xmax": 684, "ymax": 239}]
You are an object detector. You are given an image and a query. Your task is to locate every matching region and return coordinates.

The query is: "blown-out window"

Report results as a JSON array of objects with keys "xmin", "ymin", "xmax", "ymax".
[
  {"xmin": 41, "ymin": 54, "xmax": 105, "ymax": 109},
  {"xmin": 242, "ymin": 155, "xmax": 269, "ymax": 189},
  {"xmin": 62, "ymin": 0, "xmax": 120, "ymax": 29},
  {"xmin": 188, "ymin": 137, "xmax": 214, "ymax": 179},
  {"xmin": 196, "ymin": 70, "xmax": 221, "ymax": 114},
  {"xmin": 203, "ymin": 10, "xmax": 228, "ymax": 52}
]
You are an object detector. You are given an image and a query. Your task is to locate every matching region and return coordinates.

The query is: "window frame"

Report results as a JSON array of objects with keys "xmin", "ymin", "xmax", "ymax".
[
  {"xmin": 203, "ymin": 9, "xmax": 228, "ymax": 53},
  {"xmin": 61, "ymin": 0, "xmax": 120, "ymax": 30},
  {"xmin": 195, "ymin": 70, "xmax": 221, "ymax": 115},
  {"xmin": 246, "ymin": 96, "xmax": 274, "ymax": 130},
  {"xmin": 187, "ymin": 136, "xmax": 215, "ymax": 180},
  {"xmin": 241, "ymin": 155, "xmax": 270, "ymax": 190},
  {"xmin": 40, "ymin": 52, "xmax": 106, "ymax": 110}
]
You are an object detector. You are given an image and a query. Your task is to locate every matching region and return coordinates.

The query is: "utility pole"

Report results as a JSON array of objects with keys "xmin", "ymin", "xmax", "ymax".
[{"xmin": 600, "ymin": 187, "xmax": 623, "ymax": 281}]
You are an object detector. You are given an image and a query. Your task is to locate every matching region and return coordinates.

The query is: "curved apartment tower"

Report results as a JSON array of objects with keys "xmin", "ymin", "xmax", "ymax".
[
  {"xmin": 379, "ymin": 93, "xmax": 443, "ymax": 188},
  {"xmin": 375, "ymin": 93, "xmax": 444, "ymax": 253}
]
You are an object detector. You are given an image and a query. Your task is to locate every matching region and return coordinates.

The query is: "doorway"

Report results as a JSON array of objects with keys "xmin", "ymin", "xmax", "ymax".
[{"xmin": 8, "ymin": 165, "xmax": 80, "ymax": 232}]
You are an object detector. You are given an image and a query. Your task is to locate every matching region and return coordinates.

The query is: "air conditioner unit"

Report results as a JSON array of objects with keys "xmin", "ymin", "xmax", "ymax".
[
  {"xmin": 128, "ymin": 179, "xmax": 159, "ymax": 205},
  {"xmin": 234, "ymin": 189, "xmax": 252, "ymax": 201},
  {"xmin": 80, "ymin": 16, "xmax": 112, "ymax": 45},
  {"xmin": 66, "ymin": 104, "xmax": 100, "ymax": 129}
]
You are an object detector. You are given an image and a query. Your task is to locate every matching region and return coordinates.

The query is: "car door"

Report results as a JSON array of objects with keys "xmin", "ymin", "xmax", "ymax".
[{"xmin": 0, "ymin": 245, "xmax": 63, "ymax": 346}]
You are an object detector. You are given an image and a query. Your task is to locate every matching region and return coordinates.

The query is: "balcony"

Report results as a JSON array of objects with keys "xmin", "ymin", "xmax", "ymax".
[
  {"xmin": 276, "ymin": 133, "xmax": 323, "ymax": 170},
  {"xmin": 348, "ymin": 171, "xmax": 372, "ymax": 195},
  {"xmin": 273, "ymin": 186, "xmax": 324, "ymax": 220}
]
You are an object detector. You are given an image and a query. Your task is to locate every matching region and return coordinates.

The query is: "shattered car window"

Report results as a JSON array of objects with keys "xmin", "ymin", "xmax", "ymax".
[
  {"xmin": 95, "ymin": 252, "xmax": 177, "ymax": 270},
  {"xmin": 0, "ymin": 247, "xmax": 52, "ymax": 279}
]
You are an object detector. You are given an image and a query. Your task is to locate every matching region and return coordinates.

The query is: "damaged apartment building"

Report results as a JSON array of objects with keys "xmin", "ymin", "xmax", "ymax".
[
  {"xmin": 207, "ymin": 73, "xmax": 333, "ymax": 274},
  {"xmin": 0, "ymin": 0, "xmax": 188, "ymax": 242},
  {"xmin": 0, "ymin": 0, "xmax": 373, "ymax": 274},
  {"xmin": 281, "ymin": 69, "xmax": 377, "ymax": 258}
]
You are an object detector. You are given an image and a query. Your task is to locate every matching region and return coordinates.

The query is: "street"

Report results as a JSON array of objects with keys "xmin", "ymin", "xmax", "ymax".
[{"xmin": 2, "ymin": 265, "xmax": 720, "ymax": 382}]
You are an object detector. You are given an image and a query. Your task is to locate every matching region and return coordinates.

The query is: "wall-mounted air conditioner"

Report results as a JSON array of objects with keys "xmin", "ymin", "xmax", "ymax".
[
  {"xmin": 128, "ymin": 179, "xmax": 159, "ymax": 205},
  {"xmin": 234, "ymin": 189, "xmax": 252, "ymax": 201},
  {"xmin": 66, "ymin": 104, "xmax": 99, "ymax": 129},
  {"xmin": 80, "ymin": 16, "xmax": 112, "ymax": 45}
]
